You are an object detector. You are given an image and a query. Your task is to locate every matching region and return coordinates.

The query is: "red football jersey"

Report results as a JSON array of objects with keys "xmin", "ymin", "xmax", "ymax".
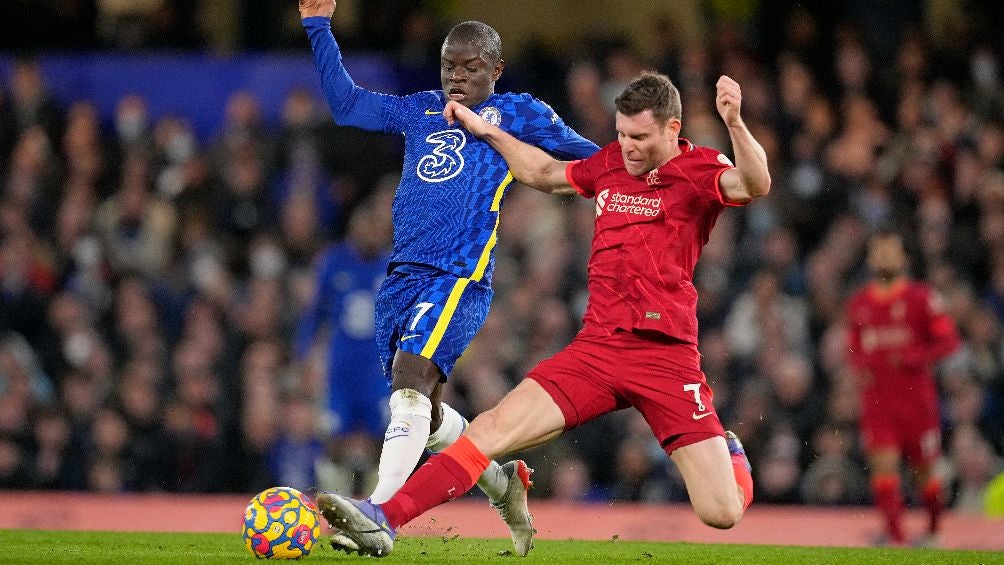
[
  {"xmin": 846, "ymin": 280, "xmax": 961, "ymax": 408},
  {"xmin": 565, "ymin": 138, "xmax": 738, "ymax": 343}
]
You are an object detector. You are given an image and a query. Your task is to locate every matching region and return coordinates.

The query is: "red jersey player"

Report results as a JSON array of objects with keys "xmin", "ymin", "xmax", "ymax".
[
  {"xmin": 314, "ymin": 72, "xmax": 771, "ymax": 557},
  {"xmin": 846, "ymin": 230, "xmax": 961, "ymax": 546}
]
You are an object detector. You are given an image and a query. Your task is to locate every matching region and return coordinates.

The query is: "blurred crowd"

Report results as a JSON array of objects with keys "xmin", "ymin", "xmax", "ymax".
[{"xmin": 1, "ymin": 4, "xmax": 1003, "ymax": 516}]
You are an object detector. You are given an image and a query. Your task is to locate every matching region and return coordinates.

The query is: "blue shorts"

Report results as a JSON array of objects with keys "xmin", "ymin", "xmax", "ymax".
[{"xmin": 374, "ymin": 263, "xmax": 492, "ymax": 382}]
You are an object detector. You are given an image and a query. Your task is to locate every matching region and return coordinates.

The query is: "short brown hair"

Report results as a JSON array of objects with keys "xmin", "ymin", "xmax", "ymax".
[{"xmin": 614, "ymin": 72, "xmax": 681, "ymax": 124}]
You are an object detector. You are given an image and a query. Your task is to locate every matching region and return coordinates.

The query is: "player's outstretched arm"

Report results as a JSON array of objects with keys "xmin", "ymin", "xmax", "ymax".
[
  {"xmin": 444, "ymin": 101, "xmax": 575, "ymax": 195},
  {"xmin": 301, "ymin": 0, "xmax": 393, "ymax": 132},
  {"xmin": 715, "ymin": 75, "xmax": 771, "ymax": 204}
]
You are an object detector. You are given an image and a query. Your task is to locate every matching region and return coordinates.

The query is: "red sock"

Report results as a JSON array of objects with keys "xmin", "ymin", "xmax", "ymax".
[
  {"xmin": 871, "ymin": 475, "xmax": 904, "ymax": 543},
  {"xmin": 381, "ymin": 435, "xmax": 490, "ymax": 529},
  {"xmin": 731, "ymin": 454, "xmax": 754, "ymax": 510},
  {"xmin": 921, "ymin": 479, "xmax": 943, "ymax": 535}
]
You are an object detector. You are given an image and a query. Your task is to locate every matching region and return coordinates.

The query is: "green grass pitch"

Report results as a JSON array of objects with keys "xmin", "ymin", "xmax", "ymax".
[{"xmin": 0, "ymin": 530, "xmax": 999, "ymax": 564}]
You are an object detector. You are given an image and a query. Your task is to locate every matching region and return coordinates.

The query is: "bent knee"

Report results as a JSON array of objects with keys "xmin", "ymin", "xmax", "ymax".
[{"xmin": 697, "ymin": 502, "xmax": 743, "ymax": 530}]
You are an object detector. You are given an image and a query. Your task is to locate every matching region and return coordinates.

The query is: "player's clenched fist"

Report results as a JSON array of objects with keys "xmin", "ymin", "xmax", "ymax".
[
  {"xmin": 299, "ymin": 0, "xmax": 335, "ymax": 19},
  {"xmin": 715, "ymin": 75, "xmax": 743, "ymax": 128}
]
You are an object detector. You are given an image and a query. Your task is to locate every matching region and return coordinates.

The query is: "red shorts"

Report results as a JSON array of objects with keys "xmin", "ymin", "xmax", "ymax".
[
  {"xmin": 527, "ymin": 330, "xmax": 724, "ymax": 454},
  {"xmin": 859, "ymin": 400, "xmax": 941, "ymax": 467}
]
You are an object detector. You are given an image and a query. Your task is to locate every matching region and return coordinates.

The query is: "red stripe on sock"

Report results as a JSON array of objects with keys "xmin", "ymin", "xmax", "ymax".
[
  {"xmin": 731, "ymin": 455, "xmax": 753, "ymax": 510},
  {"xmin": 380, "ymin": 436, "xmax": 489, "ymax": 530}
]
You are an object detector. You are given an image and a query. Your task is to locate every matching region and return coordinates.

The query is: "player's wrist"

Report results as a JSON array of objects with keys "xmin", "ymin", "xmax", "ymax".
[{"xmin": 724, "ymin": 117, "xmax": 746, "ymax": 130}]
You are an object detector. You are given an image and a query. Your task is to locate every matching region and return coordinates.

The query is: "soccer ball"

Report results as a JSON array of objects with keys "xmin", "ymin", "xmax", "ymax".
[{"xmin": 243, "ymin": 486, "xmax": 322, "ymax": 559}]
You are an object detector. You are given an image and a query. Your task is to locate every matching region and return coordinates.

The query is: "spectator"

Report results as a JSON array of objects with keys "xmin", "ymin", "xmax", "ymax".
[{"xmin": 268, "ymin": 396, "xmax": 324, "ymax": 493}]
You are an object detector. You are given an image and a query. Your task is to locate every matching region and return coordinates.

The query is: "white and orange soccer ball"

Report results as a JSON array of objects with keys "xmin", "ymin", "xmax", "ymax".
[{"xmin": 243, "ymin": 486, "xmax": 322, "ymax": 559}]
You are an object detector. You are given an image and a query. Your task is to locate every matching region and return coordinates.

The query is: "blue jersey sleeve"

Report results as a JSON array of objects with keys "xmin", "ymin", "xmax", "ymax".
[
  {"xmin": 302, "ymin": 17, "xmax": 404, "ymax": 134},
  {"xmin": 508, "ymin": 95, "xmax": 599, "ymax": 160}
]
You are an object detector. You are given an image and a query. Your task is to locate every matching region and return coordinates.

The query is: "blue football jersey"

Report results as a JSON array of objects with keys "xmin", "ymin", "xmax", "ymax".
[
  {"xmin": 294, "ymin": 242, "xmax": 390, "ymax": 367},
  {"xmin": 304, "ymin": 18, "xmax": 599, "ymax": 284}
]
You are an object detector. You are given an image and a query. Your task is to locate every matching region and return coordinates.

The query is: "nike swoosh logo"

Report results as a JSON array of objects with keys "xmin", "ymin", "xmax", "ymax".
[
  {"xmin": 692, "ymin": 412, "xmax": 714, "ymax": 420},
  {"xmin": 400, "ymin": 334, "xmax": 421, "ymax": 342},
  {"xmin": 424, "ymin": 109, "xmax": 442, "ymax": 115}
]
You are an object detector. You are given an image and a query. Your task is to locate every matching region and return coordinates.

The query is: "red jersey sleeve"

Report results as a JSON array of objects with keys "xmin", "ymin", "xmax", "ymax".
[
  {"xmin": 689, "ymin": 146, "xmax": 742, "ymax": 207},
  {"xmin": 912, "ymin": 286, "xmax": 961, "ymax": 365},
  {"xmin": 566, "ymin": 143, "xmax": 613, "ymax": 198}
]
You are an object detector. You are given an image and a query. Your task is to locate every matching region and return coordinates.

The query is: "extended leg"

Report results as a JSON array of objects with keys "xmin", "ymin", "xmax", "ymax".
[{"xmin": 319, "ymin": 379, "xmax": 565, "ymax": 557}]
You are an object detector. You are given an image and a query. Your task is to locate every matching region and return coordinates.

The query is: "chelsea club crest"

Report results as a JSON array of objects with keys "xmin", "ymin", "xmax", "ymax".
[{"xmin": 479, "ymin": 106, "xmax": 502, "ymax": 126}]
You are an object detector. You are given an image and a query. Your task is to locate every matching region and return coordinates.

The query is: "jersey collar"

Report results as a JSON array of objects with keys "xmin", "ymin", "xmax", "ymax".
[{"xmin": 867, "ymin": 278, "xmax": 909, "ymax": 301}]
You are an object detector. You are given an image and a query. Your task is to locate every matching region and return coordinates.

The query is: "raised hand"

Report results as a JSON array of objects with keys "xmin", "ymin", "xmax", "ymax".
[
  {"xmin": 443, "ymin": 101, "xmax": 492, "ymax": 137},
  {"xmin": 299, "ymin": 0, "xmax": 335, "ymax": 19},
  {"xmin": 715, "ymin": 75, "xmax": 743, "ymax": 128}
]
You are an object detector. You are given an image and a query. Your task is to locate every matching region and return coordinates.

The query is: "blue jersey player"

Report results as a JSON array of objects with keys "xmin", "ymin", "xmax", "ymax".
[
  {"xmin": 294, "ymin": 204, "xmax": 392, "ymax": 442},
  {"xmin": 300, "ymin": 0, "xmax": 598, "ymax": 555}
]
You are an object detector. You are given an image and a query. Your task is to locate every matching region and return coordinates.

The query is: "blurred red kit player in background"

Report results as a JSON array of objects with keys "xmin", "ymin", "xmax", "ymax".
[{"xmin": 846, "ymin": 229, "xmax": 961, "ymax": 546}]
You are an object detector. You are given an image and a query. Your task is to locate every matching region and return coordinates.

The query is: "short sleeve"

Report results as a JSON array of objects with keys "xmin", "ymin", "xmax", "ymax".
[
  {"xmin": 566, "ymin": 145, "xmax": 611, "ymax": 198},
  {"xmin": 690, "ymin": 147, "xmax": 742, "ymax": 207}
]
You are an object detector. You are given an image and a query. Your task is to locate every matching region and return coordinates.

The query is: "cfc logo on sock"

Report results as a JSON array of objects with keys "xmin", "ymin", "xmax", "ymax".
[{"xmin": 385, "ymin": 425, "xmax": 411, "ymax": 440}]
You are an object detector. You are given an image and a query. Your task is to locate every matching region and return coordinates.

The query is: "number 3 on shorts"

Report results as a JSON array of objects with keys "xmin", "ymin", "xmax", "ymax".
[{"xmin": 683, "ymin": 383, "xmax": 707, "ymax": 412}]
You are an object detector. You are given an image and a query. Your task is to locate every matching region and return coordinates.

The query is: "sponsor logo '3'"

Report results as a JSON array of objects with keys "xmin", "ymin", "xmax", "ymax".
[{"xmin": 417, "ymin": 129, "xmax": 466, "ymax": 183}]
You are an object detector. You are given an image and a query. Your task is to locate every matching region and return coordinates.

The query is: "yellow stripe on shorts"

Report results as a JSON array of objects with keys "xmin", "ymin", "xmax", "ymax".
[
  {"xmin": 420, "ymin": 277, "xmax": 471, "ymax": 359},
  {"xmin": 420, "ymin": 171, "xmax": 512, "ymax": 359}
]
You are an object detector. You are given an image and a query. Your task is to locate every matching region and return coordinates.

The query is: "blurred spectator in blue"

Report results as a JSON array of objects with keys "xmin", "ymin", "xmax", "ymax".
[
  {"xmin": 763, "ymin": 350, "xmax": 826, "ymax": 443},
  {"xmin": 272, "ymin": 88, "xmax": 339, "ymax": 251}
]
